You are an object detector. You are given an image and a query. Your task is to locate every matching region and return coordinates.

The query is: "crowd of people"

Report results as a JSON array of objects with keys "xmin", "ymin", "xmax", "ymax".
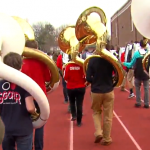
[{"xmin": 0, "ymin": 37, "xmax": 150, "ymax": 149}]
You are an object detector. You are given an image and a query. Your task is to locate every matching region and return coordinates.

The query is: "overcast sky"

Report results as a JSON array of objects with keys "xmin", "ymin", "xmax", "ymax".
[{"xmin": 1, "ymin": 0, "xmax": 128, "ymax": 33}]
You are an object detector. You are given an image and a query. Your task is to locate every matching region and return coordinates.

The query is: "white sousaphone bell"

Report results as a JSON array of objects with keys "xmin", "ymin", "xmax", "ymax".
[
  {"xmin": 0, "ymin": 13, "xmax": 50, "ymax": 129},
  {"xmin": 131, "ymin": 0, "xmax": 150, "ymax": 72}
]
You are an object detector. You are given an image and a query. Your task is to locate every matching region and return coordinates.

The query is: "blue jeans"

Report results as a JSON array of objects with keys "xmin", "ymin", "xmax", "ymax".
[
  {"xmin": 33, "ymin": 101, "xmax": 44, "ymax": 150},
  {"xmin": 62, "ymin": 78, "xmax": 68, "ymax": 102},
  {"xmin": 2, "ymin": 133, "xmax": 33, "ymax": 150},
  {"xmin": 34, "ymin": 126, "xmax": 44, "ymax": 150}
]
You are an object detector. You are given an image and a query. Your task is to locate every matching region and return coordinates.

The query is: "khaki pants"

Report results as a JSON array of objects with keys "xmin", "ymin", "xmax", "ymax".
[
  {"xmin": 127, "ymin": 69, "xmax": 134, "ymax": 86},
  {"xmin": 91, "ymin": 91, "xmax": 114, "ymax": 142},
  {"xmin": 121, "ymin": 70, "xmax": 127, "ymax": 88}
]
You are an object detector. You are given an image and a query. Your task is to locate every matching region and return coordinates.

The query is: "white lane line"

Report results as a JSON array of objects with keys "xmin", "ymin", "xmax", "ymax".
[
  {"xmin": 113, "ymin": 111, "xmax": 142, "ymax": 150},
  {"xmin": 69, "ymin": 115, "xmax": 73, "ymax": 150}
]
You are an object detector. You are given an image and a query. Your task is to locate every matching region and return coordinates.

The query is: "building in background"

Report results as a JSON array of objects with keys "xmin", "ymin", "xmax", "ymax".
[{"xmin": 111, "ymin": 0, "xmax": 143, "ymax": 47}]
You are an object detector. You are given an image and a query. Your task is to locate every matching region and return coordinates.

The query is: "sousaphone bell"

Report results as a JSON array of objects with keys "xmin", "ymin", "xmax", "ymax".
[
  {"xmin": 131, "ymin": 0, "xmax": 150, "ymax": 72},
  {"xmin": 75, "ymin": 7, "xmax": 124, "ymax": 87},
  {"xmin": 58, "ymin": 26, "xmax": 86, "ymax": 70}
]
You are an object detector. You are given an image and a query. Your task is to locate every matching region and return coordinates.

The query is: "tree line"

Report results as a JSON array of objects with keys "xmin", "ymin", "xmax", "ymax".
[{"xmin": 32, "ymin": 22, "xmax": 68, "ymax": 53}]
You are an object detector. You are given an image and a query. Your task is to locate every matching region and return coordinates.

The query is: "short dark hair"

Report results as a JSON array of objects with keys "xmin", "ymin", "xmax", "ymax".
[
  {"xmin": 3, "ymin": 52, "xmax": 22, "ymax": 70},
  {"xmin": 25, "ymin": 40, "xmax": 38, "ymax": 49},
  {"xmin": 140, "ymin": 40, "xmax": 147, "ymax": 48},
  {"xmin": 106, "ymin": 43, "xmax": 111, "ymax": 51}
]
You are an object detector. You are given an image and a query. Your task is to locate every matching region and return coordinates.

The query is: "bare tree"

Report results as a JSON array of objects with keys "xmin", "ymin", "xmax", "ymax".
[{"xmin": 32, "ymin": 22, "xmax": 57, "ymax": 52}]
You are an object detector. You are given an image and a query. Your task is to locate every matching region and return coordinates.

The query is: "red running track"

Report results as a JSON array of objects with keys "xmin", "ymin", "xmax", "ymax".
[{"xmin": 0, "ymin": 83, "xmax": 150, "ymax": 150}]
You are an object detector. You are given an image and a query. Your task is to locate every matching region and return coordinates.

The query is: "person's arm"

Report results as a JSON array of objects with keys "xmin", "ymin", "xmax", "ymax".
[
  {"xmin": 56, "ymin": 55, "xmax": 63, "ymax": 76},
  {"xmin": 25, "ymin": 94, "xmax": 40, "ymax": 121},
  {"xmin": 44, "ymin": 66, "xmax": 51, "ymax": 82},
  {"xmin": 25, "ymin": 95, "xmax": 36, "ymax": 114},
  {"xmin": 86, "ymin": 59, "xmax": 93, "ymax": 83},
  {"xmin": 56, "ymin": 55, "xmax": 62, "ymax": 70},
  {"xmin": 123, "ymin": 51, "xmax": 138, "ymax": 68},
  {"xmin": 63, "ymin": 65, "xmax": 69, "ymax": 82}
]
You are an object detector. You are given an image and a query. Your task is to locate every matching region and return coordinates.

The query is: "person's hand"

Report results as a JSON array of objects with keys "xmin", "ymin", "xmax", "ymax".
[{"xmin": 31, "ymin": 109, "xmax": 40, "ymax": 121}]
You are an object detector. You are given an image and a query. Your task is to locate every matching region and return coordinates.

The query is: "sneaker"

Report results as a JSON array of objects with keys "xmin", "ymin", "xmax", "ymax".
[
  {"xmin": 128, "ymin": 93, "xmax": 135, "ymax": 99},
  {"xmin": 64, "ymin": 101, "xmax": 68, "ymax": 104},
  {"xmin": 77, "ymin": 122, "xmax": 82, "ymax": 127},
  {"xmin": 94, "ymin": 135, "xmax": 103, "ymax": 143},
  {"xmin": 68, "ymin": 105, "xmax": 71, "ymax": 113},
  {"xmin": 101, "ymin": 140, "xmax": 112, "ymax": 146},
  {"xmin": 144, "ymin": 105, "xmax": 149, "ymax": 108},
  {"xmin": 71, "ymin": 117, "xmax": 76, "ymax": 121},
  {"xmin": 135, "ymin": 103, "xmax": 141, "ymax": 108}
]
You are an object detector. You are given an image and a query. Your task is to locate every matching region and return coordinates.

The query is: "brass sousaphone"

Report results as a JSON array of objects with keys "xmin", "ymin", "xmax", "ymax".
[
  {"xmin": 12, "ymin": 16, "xmax": 60, "ymax": 93},
  {"xmin": 75, "ymin": 7, "xmax": 124, "ymax": 87},
  {"xmin": 131, "ymin": 0, "xmax": 150, "ymax": 72},
  {"xmin": 58, "ymin": 26, "xmax": 86, "ymax": 70}
]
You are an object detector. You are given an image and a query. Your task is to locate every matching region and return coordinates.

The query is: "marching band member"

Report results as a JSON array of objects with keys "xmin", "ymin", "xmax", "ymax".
[
  {"xmin": 0, "ymin": 52, "xmax": 36, "ymax": 150},
  {"xmin": 47, "ymin": 51, "xmax": 53, "ymax": 59},
  {"xmin": 63, "ymin": 54, "xmax": 86, "ymax": 127},
  {"xmin": 86, "ymin": 45, "xmax": 115, "ymax": 145},
  {"xmin": 21, "ymin": 40, "xmax": 51, "ymax": 150},
  {"xmin": 56, "ymin": 52, "xmax": 69, "ymax": 104},
  {"xmin": 120, "ymin": 47, "xmax": 127, "ymax": 91},
  {"xmin": 126, "ymin": 42, "xmax": 136, "ymax": 98},
  {"xmin": 122, "ymin": 39, "xmax": 149, "ymax": 108},
  {"xmin": 82, "ymin": 44, "xmax": 95, "ymax": 60}
]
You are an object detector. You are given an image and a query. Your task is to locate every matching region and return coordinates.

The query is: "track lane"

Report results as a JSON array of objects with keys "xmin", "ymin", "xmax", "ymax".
[
  {"xmin": 73, "ymin": 88, "xmax": 138, "ymax": 150},
  {"xmin": 114, "ymin": 88, "xmax": 150, "ymax": 150}
]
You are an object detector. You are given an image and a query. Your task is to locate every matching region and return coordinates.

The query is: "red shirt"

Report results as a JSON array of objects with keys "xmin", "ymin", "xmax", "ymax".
[
  {"xmin": 63, "ymin": 63, "xmax": 86, "ymax": 89},
  {"xmin": 21, "ymin": 59, "xmax": 51, "ymax": 95},
  {"xmin": 121, "ymin": 52, "xmax": 127, "ymax": 71},
  {"xmin": 56, "ymin": 54, "xmax": 63, "ymax": 70}
]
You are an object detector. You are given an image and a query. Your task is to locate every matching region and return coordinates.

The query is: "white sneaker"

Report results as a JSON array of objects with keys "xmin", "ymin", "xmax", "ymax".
[{"xmin": 128, "ymin": 93, "xmax": 135, "ymax": 99}]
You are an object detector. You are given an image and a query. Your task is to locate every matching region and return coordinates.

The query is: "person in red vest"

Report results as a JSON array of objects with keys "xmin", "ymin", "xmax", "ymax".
[
  {"xmin": 63, "ymin": 54, "xmax": 86, "ymax": 126},
  {"xmin": 120, "ymin": 49, "xmax": 127, "ymax": 91},
  {"xmin": 21, "ymin": 40, "xmax": 51, "ymax": 150},
  {"xmin": 56, "ymin": 52, "xmax": 69, "ymax": 104}
]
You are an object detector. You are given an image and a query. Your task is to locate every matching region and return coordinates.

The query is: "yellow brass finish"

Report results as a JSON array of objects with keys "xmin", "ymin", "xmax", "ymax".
[
  {"xmin": 12, "ymin": 16, "xmax": 35, "ymax": 41},
  {"xmin": 75, "ymin": 7, "xmax": 107, "ymax": 45},
  {"xmin": 142, "ymin": 51, "xmax": 150, "ymax": 71},
  {"xmin": 23, "ymin": 47, "xmax": 60, "ymax": 92},
  {"xmin": 58, "ymin": 26, "xmax": 85, "ymax": 67},
  {"xmin": 76, "ymin": 6, "xmax": 124, "ymax": 87}
]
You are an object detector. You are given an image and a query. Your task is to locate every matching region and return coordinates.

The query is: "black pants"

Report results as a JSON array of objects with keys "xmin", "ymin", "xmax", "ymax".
[
  {"xmin": 67, "ymin": 87, "xmax": 85, "ymax": 123},
  {"xmin": 62, "ymin": 77, "xmax": 68, "ymax": 102}
]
